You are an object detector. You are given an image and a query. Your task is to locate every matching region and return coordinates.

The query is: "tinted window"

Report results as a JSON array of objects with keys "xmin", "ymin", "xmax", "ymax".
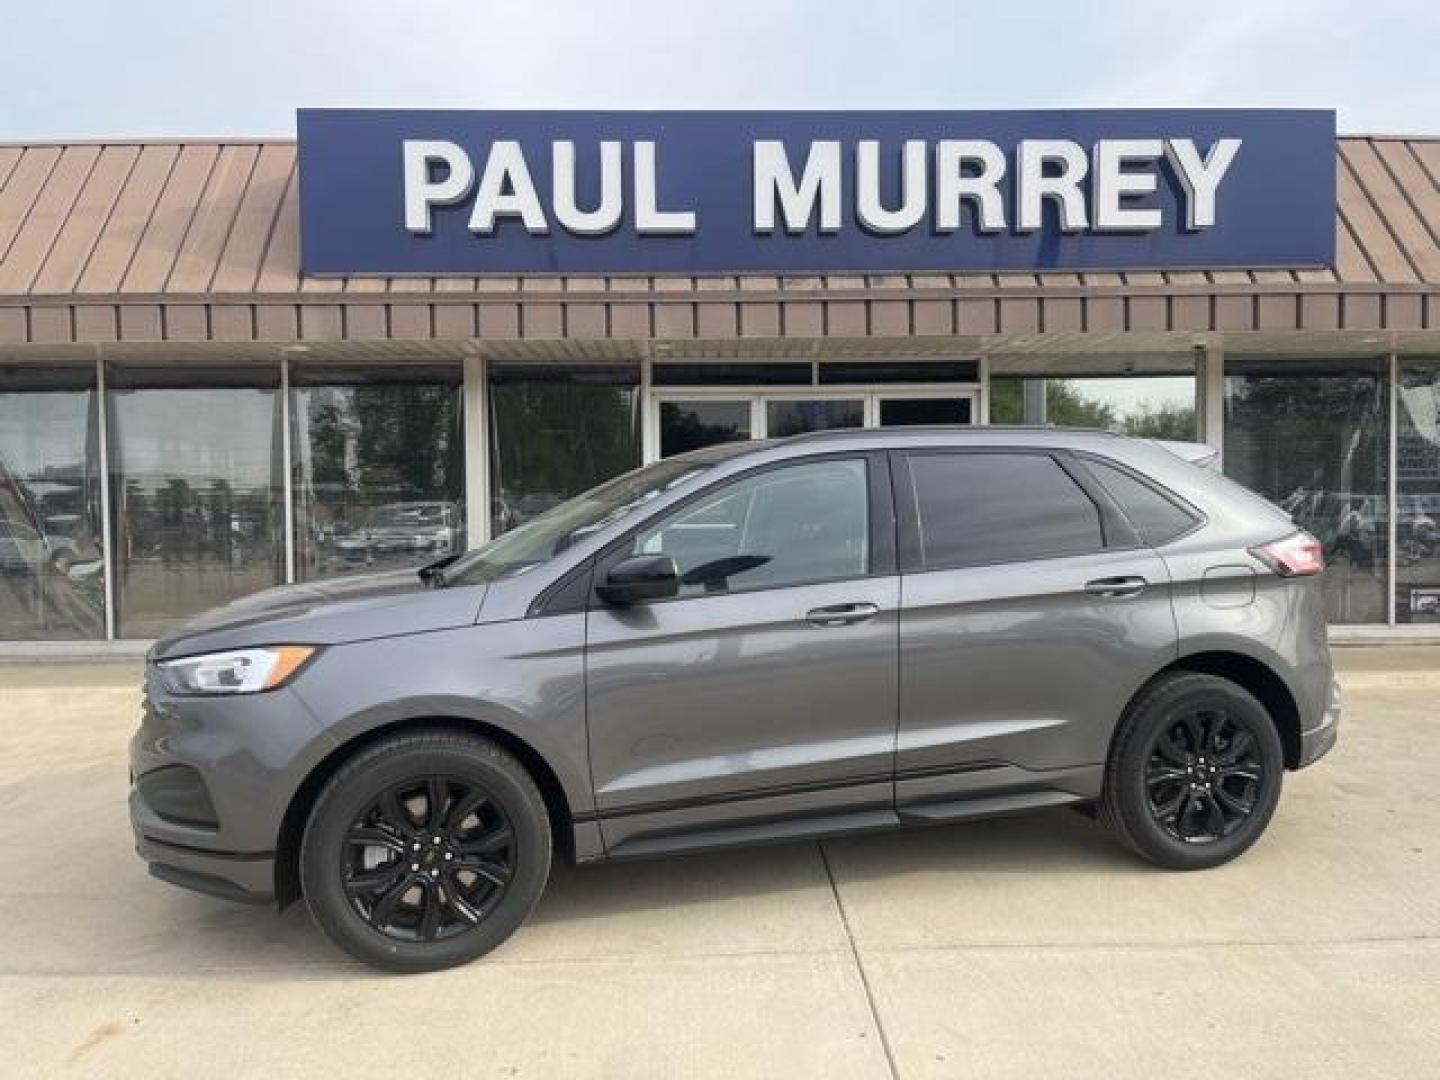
[
  {"xmin": 634, "ymin": 459, "xmax": 869, "ymax": 597},
  {"xmin": 1085, "ymin": 459, "xmax": 1197, "ymax": 546},
  {"xmin": 908, "ymin": 453, "xmax": 1102, "ymax": 568}
]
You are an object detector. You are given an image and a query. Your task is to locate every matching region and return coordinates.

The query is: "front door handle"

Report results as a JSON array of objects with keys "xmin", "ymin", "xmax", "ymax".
[
  {"xmin": 805, "ymin": 602, "xmax": 880, "ymax": 627},
  {"xmin": 1084, "ymin": 575, "xmax": 1148, "ymax": 599}
]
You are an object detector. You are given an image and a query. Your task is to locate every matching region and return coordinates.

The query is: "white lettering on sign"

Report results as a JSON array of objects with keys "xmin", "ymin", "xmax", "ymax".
[{"xmin": 402, "ymin": 137, "xmax": 1242, "ymax": 239}]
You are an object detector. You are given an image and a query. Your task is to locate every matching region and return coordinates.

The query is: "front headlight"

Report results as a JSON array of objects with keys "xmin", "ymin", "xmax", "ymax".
[{"xmin": 158, "ymin": 646, "xmax": 316, "ymax": 695}]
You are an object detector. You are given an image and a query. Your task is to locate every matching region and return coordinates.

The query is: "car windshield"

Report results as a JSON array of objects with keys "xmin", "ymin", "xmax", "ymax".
[{"xmin": 441, "ymin": 455, "xmax": 723, "ymax": 586}]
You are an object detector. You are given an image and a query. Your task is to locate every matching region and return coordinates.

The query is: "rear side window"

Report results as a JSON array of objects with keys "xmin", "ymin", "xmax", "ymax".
[
  {"xmin": 907, "ymin": 452, "xmax": 1103, "ymax": 568},
  {"xmin": 1084, "ymin": 458, "xmax": 1198, "ymax": 546}
]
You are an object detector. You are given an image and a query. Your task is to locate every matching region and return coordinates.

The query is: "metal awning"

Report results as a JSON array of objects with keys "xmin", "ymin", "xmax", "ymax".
[{"xmin": 0, "ymin": 136, "xmax": 1436, "ymax": 352}]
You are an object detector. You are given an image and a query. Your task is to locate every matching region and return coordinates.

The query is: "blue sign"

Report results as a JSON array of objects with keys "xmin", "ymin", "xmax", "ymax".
[{"xmin": 297, "ymin": 109, "xmax": 1336, "ymax": 276}]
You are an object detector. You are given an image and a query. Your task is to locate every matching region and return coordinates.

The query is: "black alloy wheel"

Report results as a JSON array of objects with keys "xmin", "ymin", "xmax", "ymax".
[
  {"xmin": 1102, "ymin": 672, "xmax": 1284, "ymax": 870},
  {"xmin": 341, "ymin": 775, "xmax": 517, "ymax": 943},
  {"xmin": 302, "ymin": 730, "xmax": 551, "ymax": 972},
  {"xmin": 1143, "ymin": 707, "xmax": 1264, "ymax": 844}
]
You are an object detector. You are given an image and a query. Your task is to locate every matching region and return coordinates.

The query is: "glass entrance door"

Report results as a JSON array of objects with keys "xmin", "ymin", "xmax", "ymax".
[{"xmin": 648, "ymin": 383, "xmax": 980, "ymax": 460}]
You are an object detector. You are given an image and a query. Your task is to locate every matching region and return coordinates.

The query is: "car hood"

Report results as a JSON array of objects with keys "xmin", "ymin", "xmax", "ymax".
[{"xmin": 150, "ymin": 569, "xmax": 488, "ymax": 660}]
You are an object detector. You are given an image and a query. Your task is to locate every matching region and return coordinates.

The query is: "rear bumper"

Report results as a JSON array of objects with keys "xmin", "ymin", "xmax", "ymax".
[{"xmin": 1296, "ymin": 678, "xmax": 1341, "ymax": 768}]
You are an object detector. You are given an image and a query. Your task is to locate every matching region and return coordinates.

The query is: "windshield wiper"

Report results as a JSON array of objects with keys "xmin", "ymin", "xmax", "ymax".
[{"xmin": 417, "ymin": 553, "xmax": 461, "ymax": 586}]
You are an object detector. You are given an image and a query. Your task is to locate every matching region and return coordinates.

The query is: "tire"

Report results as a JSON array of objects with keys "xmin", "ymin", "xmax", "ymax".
[
  {"xmin": 300, "ymin": 729, "xmax": 551, "ymax": 972},
  {"xmin": 1101, "ymin": 672, "xmax": 1284, "ymax": 870}
]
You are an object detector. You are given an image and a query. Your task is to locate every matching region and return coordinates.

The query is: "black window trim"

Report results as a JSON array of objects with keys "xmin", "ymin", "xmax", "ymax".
[
  {"xmin": 891, "ymin": 446, "xmax": 1139, "ymax": 575},
  {"xmin": 575, "ymin": 450, "xmax": 896, "ymax": 611},
  {"xmin": 1069, "ymin": 450, "xmax": 1208, "ymax": 547}
]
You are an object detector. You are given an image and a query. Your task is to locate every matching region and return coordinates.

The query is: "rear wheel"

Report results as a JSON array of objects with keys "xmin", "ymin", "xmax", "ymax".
[
  {"xmin": 300, "ymin": 729, "xmax": 551, "ymax": 971},
  {"xmin": 1102, "ymin": 672, "xmax": 1283, "ymax": 870}
]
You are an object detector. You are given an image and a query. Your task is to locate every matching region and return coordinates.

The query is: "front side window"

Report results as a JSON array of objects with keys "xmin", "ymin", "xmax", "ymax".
[
  {"xmin": 632, "ymin": 458, "xmax": 870, "ymax": 597},
  {"xmin": 908, "ymin": 452, "xmax": 1103, "ymax": 569}
]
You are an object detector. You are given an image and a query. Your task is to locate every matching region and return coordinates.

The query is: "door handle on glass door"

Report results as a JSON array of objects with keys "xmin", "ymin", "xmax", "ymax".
[
  {"xmin": 805, "ymin": 602, "xmax": 880, "ymax": 627},
  {"xmin": 1084, "ymin": 576, "xmax": 1148, "ymax": 599}
]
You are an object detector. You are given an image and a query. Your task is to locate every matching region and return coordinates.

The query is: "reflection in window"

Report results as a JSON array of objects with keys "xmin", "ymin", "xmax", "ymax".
[
  {"xmin": 659, "ymin": 400, "xmax": 750, "ymax": 457},
  {"xmin": 1224, "ymin": 360, "xmax": 1388, "ymax": 624},
  {"xmin": 490, "ymin": 366, "xmax": 640, "ymax": 535},
  {"xmin": 0, "ymin": 366, "xmax": 105, "ymax": 640},
  {"xmin": 291, "ymin": 365, "xmax": 464, "ymax": 580},
  {"xmin": 1398, "ymin": 359, "xmax": 1440, "ymax": 623},
  {"xmin": 634, "ymin": 459, "xmax": 869, "ymax": 596},
  {"xmin": 766, "ymin": 399, "xmax": 862, "ymax": 438},
  {"xmin": 108, "ymin": 367, "xmax": 283, "ymax": 638},
  {"xmin": 990, "ymin": 375, "xmax": 1197, "ymax": 439}
]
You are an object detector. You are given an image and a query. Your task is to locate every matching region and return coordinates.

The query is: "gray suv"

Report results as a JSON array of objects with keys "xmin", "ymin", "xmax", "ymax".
[{"xmin": 129, "ymin": 428, "xmax": 1340, "ymax": 971}]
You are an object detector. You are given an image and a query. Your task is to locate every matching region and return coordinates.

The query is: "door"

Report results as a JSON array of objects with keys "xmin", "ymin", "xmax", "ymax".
[
  {"xmin": 892, "ymin": 448, "xmax": 1178, "ymax": 815},
  {"xmin": 586, "ymin": 454, "xmax": 900, "ymax": 852}
]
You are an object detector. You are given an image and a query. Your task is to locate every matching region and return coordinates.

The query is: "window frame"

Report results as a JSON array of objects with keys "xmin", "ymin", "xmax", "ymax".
[
  {"xmin": 891, "ymin": 446, "xmax": 1140, "ymax": 574},
  {"xmin": 581, "ymin": 450, "xmax": 896, "ymax": 610}
]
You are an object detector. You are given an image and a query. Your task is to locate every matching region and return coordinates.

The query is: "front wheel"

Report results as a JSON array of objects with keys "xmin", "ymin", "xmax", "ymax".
[
  {"xmin": 1102, "ymin": 672, "xmax": 1284, "ymax": 870},
  {"xmin": 300, "ymin": 729, "xmax": 551, "ymax": 972}
]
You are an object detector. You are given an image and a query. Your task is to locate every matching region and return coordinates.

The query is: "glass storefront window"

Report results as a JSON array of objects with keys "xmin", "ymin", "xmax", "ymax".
[
  {"xmin": 490, "ymin": 365, "xmax": 640, "ymax": 533},
  {"xmin": 0, "ymin": 364, "xmax": 105, "ymax": 640},
  {"xmin": 659, "ymin": 400, "xmax": 750, "ymax": 457},
  {"xmin": 990, "ymin": 373, "xmax": 1197, "ymax": 439},
  {"xmin": 879, "ymin": 397, "xmax": 972, "ymax": 426},
  {"xmin": 765, "ymin": 399, "xmax": 862, "ymax": 438},
  {"xmin": 291, "ymin": 362, "xmax": 464, "ymax": 580},
  {"xmin": 1224, "ymin": 359, "xmax": 1388, "ymax": 624},
  {"xmin": 108, "ymin": 364, "xmax": 284, "ymax": 638},
  {"xmin": 1397, "ymin": 359, "xmax": 1440, "ymax": 624}
]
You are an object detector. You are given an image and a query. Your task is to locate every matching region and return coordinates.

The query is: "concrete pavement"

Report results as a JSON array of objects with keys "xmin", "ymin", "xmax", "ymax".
[{"xmin": 0, "ymin": 650, "xmax": 1437, "ymax": 1078}]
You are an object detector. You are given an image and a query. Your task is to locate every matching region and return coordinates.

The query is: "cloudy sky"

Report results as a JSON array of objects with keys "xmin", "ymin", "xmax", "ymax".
[{"xmin": 1, "ymin": 0, "xmax": 1433, "ymax": 139}]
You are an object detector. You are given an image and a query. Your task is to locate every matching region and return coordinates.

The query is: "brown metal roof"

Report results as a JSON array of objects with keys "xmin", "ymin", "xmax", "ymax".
[{"xmin": 1, "ymin": 136, "xmax": 1437, "ymax": 348}]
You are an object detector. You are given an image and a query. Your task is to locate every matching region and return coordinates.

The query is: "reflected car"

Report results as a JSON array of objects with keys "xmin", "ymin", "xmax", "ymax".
[
  {"xmin": 130, "ymin": 429, "xmax": 1339, "ymax": 972},
  {"xmin": 334, "ymin": 501, "xmax": 462, "ymax": 565}
]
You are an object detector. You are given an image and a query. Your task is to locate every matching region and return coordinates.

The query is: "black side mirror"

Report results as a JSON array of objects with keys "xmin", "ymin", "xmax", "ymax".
[{"xmin": 597, "ymin": 554, "xmax": 680, "ymax": 606}]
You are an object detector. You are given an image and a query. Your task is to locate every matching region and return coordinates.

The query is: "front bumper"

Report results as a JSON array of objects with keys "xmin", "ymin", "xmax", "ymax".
[
  {"xmin": 1296, "ymin": 678, "xmax": 1341, "ymax": 768},
  {"xmin": 128, "ymin": 664, "xmax": 336, "ymax": 905}
]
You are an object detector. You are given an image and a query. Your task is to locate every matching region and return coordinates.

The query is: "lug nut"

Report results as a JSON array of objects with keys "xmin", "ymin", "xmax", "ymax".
[
  {"xmin": 410, "ymin": 863, "xmax": 419, "ymax": 871},
  {"xmin": 432, "ymin": 837, "xmax": 442, "ymax": 844},
  {"xmin": 444, "ymin": 852, "xmax": 453, "ymax": 861}
]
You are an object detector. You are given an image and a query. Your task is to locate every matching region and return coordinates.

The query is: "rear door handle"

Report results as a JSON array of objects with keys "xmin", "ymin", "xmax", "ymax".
[
  {"xmin": 805, "ymin": 602, "xmax": 880, "ymax": 627},
  {"xmin": 1084, "ymin": 575, "xmax": 1148, "ymax": 599}
]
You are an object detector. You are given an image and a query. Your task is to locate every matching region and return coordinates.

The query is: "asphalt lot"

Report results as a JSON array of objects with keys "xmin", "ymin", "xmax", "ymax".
[{"xmin": 1, "ymin": 649, "xmax": 1437, "ymax": 1079}]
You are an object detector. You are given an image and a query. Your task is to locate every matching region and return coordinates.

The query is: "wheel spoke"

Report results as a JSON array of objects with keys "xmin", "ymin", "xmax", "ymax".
[
  {"xmin": 1213, "ymin": 785, "xmax": 1253, "ymax": 817},
  {"xmin": 417, "ymin": 879, "xmax": 444, "ymax": 941},
  {"xmin": 425, "ymin": 777, "xmax": 448, "ymax": 831},
  {"xmin": 1215, "ymin": 730, "xmax": 1254, "ymax": 766},
  {"xmin": 454, "ymin": 856, "xmax": 511, "ymax": 887},
  {"xmin": 1202, "ymin": 793, "xmax": 1226, "ymax": 837},
  {"xmin": 369, "ymin": 876, "xmax": 412, "ymax": 927},
  {"xmin": 1153, "ymin": 788, "xmax": 1186, "ymax": 822},
  {"xmin": 377, "ymin": 789, "xmax": 416, "ymax": 836},
  {"xmin": 1146, "ymin": 766, "xmax": 1190, "ymax": 787},
  {"xmin": 344, "ymin": 865, "xmax": 404, "ymax": 897},
  {"xmin": 346, "ymin": 827, "xmax": 407, "ymax": 854},
  {"xmin": 1155, "ymin": 729, "xmax": 1191, "ymax": 767},
  {"xmin": 444, "ymin": 788, "xmax": 489, "ymax": 836},
  {"xmin": 456, "ymin": 823, "xmax": 514, "ymax": 856},
  {"xmin": 444, "ymin": 874, "xmax": 485, "ymax": 924}
]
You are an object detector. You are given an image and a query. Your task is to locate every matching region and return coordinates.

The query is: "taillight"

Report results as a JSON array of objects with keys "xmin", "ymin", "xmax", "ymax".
[{"xmin": 1250, "ymin": 531, "xmax": 1325, "ymax": 577}]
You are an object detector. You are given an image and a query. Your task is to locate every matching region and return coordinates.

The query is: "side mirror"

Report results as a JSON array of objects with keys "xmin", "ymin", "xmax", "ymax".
[{"xmin": 597, "ymin": 554, "xmax": 680, "ymax": 606}]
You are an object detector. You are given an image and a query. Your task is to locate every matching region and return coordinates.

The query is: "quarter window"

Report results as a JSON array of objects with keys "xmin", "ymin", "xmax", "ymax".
[
  {"xmin": 1084, "ymin": 458, "xmax": 1197, "ymax": 546},
  {"xmin": 907, "ymin": 452, "xmax": 1103, "ymax": 568},
  {"xmin": 632, "ymin": 459, "xmax": 870, "ymax": 597}
]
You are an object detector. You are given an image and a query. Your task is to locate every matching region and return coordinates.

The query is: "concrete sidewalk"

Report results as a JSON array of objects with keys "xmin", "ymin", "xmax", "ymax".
[{"xmin": 1, "ymin": 650, "xmax": 1437, "ymax": 1078}]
